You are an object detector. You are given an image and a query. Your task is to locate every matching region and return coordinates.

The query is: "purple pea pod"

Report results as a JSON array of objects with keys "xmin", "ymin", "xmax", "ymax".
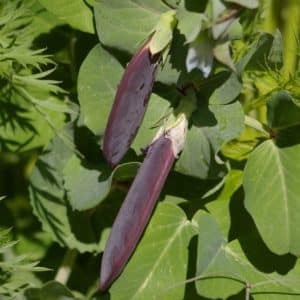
[
  {"xmin": 100, "ymin": 116, "xmax": 188, "ymax": 291},
  {"xmin": 103, "ymin": 39, "xmax": 160, "ymax": 168}
]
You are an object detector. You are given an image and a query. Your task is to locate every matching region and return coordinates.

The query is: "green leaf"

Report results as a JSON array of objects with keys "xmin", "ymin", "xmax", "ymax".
[
  {"xmin": 78, "ymin": 44, "xmax": 123, "ymax": 136},
  {"xmin": 206, "ymin": 169, "xmax": 243, "ymax": 237},
  {"xmin": 38, "ymin": 0, "xmax": 94, "ymax": 33},
  {"xmin": 177, "ymin": 8, "xmax": 204, "ymax": 43},
  {"xmin": 224, "ymin": 0, "xmax": 259, "ymax": 9},
  {"xmin": 244, "ymin": 140, "xmax": 300, "ymax": 255},
  {"xmin": 221, "ymin": 124, "xmax": 268, "ymax": 161},
  {"xmin": 0, "ymin": 91, "xmax": 65, "ymax": 152},
  {"xmin": 63, "ymin": 155, "xmax": 139, "ymax": 211},
  {"xmin": 213, "ymin": 42, "xmax": 236, "ymax": 71},
  {"xmin": 78, "ymin": 43, "xmax": 171, "ymax": 153},
  {"xmin": 94, "ymin": 0, "xmax": 168, "ymax": 53},
  {"xmin": 149, "ymin": 10, "xmax": 177, "ymax": 54},
  {"xmin": 209, "ymin": 73, "xmax": 242, "ymax": 104},
  {"xmin": 29, "ymin": 131, "xmax": 126, "ymax": 253},
  {"xmin": 236, "ymin": 33, "xmax": 277, "ymax": 73},
  {"xmin": 267, "ymin": 90, "xmax": 300, "ymax": 129},
  {"xmin": 193, "ymin": 211, "xmax": 300, "ymax": 299},
  {"xmin": 24, "ymin": 281, "xmax": 76, "ymax": 300},
  {"xmin": 176, "ymin": 101, "xmax": 244, "ymax": 179},
  {"xmin": 109, "ymin": 201, "xmax": 195, "ymax": 300}
]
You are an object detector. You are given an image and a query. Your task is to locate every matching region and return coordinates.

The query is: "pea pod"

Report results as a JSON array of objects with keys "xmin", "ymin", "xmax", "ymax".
[
  {"xmin": 103, "ymin": 39, "xmax": 160, "ymax": 168},
  {"xmin": 100, "ymin": 117, "xmax": 187, "ymax": 291}
]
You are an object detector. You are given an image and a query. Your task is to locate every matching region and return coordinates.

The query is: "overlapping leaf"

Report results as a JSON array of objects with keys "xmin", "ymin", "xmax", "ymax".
[
  {"xmin": 193, "ymin": 211, "xmax": 300, "ymax": 299},
  {"xmin": 176, "ymin": 101, "xmax": 244, "ymax": 179},
  {"xmin": 109, "ymin": 202, "xmax": 195, "ymax": 300}
]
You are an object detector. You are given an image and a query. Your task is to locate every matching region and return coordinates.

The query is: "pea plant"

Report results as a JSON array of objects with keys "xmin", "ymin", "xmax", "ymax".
[{"xmin": 1, "ymin": 0, "xmax": 300, "ymax": 299}]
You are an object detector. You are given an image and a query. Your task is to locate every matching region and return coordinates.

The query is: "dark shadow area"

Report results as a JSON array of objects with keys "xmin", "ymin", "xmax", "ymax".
[
  {"xmin": 34, "ymin": 25, "xmax": 98, "ymax": 95},
  {"xmin": 68, "ymin": 189, "xmax": 125, "ymax": 245},
  {"xmin": 184, "ymin": 0, "xmax": 208, "ymax": 12},
  {"xmin": 192, "ymin": 101, "xmax": 218, "ymax": 128},
  {"xmin": 275, "ymin": 125, "xmax": 300, "ymax": 148},
  {"xmin": 227, "ymin": 289, "xmax": 253, "ymax": 300},
  {"xmin": 229, "ymin": 188, "xmax": 297, "ymax": 275},
  {"xmin": 184, "ymin": 235, "xmax": 213, "ymax": 300}
]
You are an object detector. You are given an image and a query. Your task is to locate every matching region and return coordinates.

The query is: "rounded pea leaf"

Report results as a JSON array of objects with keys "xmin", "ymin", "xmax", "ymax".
[
  {"xmin": 176, "ymin": 101, "xmax": 244, "ymax": 179},
  {"xmin": 193, "ymin": 210, "xmax": 300, "ymax": 299},
  {"xmin": 38, "ymin": 0, "xmax": 94, "ymax": 33},
  {"xmin": 94, "ymin": 0, "xmax": 168, "ymax": 53},
  {"xmin": 78, "ymin": 44, "xmax": 123, "ymax": 137},
  {"xmin": 244, "ymin": 140, "xmax": 300, "ymax": 255}
]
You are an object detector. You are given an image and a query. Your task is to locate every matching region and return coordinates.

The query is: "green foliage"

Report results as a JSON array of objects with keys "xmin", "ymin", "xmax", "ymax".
[
  {"xmin": 0, "ymin": 228, "xmax": 46, "ymax": 299},
  {"xmin": 1, "ymin": 0, "xmax": 300, "ymax": 299}
]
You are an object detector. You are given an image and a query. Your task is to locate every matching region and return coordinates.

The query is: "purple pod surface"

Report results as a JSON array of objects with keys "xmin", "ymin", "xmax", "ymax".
[
  {"xmin": 103, "ymin": 41, "xmax": 160, "ymax": 168},
  {"xmin": 100, "ymin": 135, "xmax": 175, "ymax": 291}
]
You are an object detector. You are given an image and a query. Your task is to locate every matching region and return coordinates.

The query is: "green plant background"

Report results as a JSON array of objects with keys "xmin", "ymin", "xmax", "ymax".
[{"xmin": 1, "ymin": 0, "xmax": 300, "ymax": 299}]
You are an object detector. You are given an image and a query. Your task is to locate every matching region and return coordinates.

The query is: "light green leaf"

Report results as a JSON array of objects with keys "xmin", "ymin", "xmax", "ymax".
[
  {"xmin": 206, "ymin": 169, "xmax": 243, "ymax": 237},
  {"xmin": 221, "ymin": 124, "xmax": 268, "ymax": 161},
  {"xmin": 213, "ymin": 42, "xmax": 236, "ymax": 71},
  {"xmin": 38, "ymin": 0, "xmax": 94, "ymax": 33},
  {"xmin": 267, "ymin": 90, "xmax": 300, "ymax": 129},
  {"xmin": 193, "ymin": 211, "xmax": 300, "ymax": 299},
  {"xmin": 63, "ymin": 156, "xmax": 139, "ymax": 211},
  {"xmin": 177, "ymin": 8, "xmax": 204, "ymax": 43},
  {"xmin": 78, "ymin": 44, "xmax": 123, "ymax": 136},
  {"xmin": 149, "ymin": 10, "xmax": 177, "ymax": 54},
  {"xmin": 244, "ymin": 140, "xmax": 300, "ymax": 255},
  {"xmin": 110, "ymin": 202, "xmax": 195, "ymax": 300},
  {"xmin": 94, "ymin": 0, "xmax": 168, "ymax": 53},
  {"xmin": 209, "ymin": 73, "xmax": 242, "ymax": 104},
  {"xmin": 176, "ymin": 101, "xmax": 244, "ymax": 179}
]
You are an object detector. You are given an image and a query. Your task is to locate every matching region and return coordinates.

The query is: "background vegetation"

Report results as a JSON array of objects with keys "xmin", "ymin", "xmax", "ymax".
[{"xmin": 1, "ymin": 0, "xmax": 300, "ymax": 299}]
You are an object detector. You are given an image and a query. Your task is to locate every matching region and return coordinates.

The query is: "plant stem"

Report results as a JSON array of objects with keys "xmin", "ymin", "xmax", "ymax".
[
  {"xmin": 282, "ymin": 0, "xmax": 300, "ymax": 80},
  {"xmin": 262, "ymin": 0, "xmax": 281, "ymax": 33},
  {"xmin": 55, "ymin": 249, "xmax": 78, "ymax": 285}
]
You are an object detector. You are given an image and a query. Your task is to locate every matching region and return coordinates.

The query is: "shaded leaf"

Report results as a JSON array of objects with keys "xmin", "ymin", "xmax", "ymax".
[
  {"xmin": 267, "ymin": 90, "xmax": 300, "ymax": 129},
  {"xmin": 63, "ymin": 156, "xmax": 139, "ymax": 211},
  {"xmin": 225, "ymin": 0, "xmax": 259, "ymax": 9},
  {"xmin": 209, "ymin": 73, "xmax": 242, "ymax": 104},
  {"xmin": 176, "ymin": 101, "xmax": 244, "ymax": 179}
]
